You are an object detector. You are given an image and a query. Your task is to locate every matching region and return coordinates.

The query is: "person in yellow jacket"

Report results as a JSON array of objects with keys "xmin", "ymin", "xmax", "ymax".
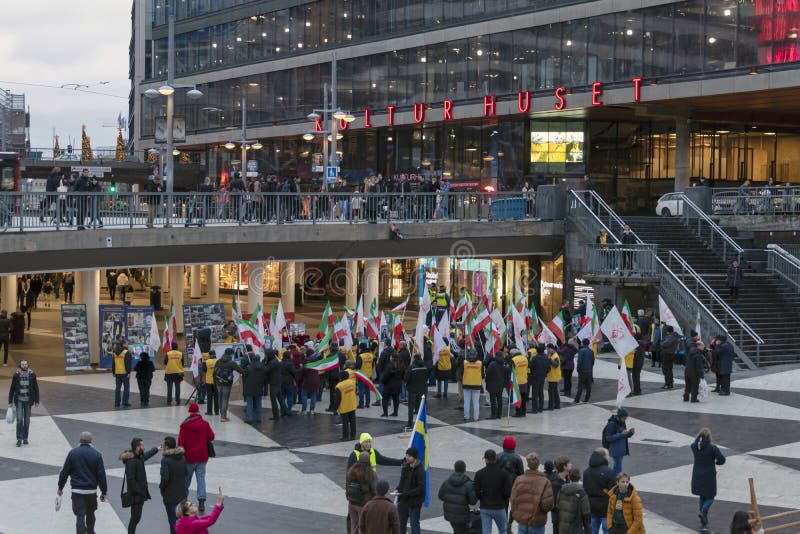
[
  {"xmin": 461, "ymin": 351, "xmax": 483, "ymax": 422},
  {"xmin": 510, "ymin": 348, "xmax": 529, "ymax": 417},
  {"xmin": 113, "ymin": 338, "xmax": 132, "ymax": 408},
  {"xmin": 334, "ymin": 371, "xmax": 358, "ymax": 441},
  {"xmin": 164, "ymin": 341, "xmax": 185, "ymax": 405},
  {"xmin": 606, "ymin": 473, "xmax": 645, "ymax": 534},
  {"xmin": 356, "ymin": 346, "xmax": 376, "ymax": 409},
  {"xmin": 434, "ymin": 345, "xmax": 453, "ymax": 398},
  {"xmin": 201, "ymin": 350, "xmax": 219, "ymax": 416},
  {"xmin": 546, "ymin": 344, "xmax": 562, "ymax": 410}
]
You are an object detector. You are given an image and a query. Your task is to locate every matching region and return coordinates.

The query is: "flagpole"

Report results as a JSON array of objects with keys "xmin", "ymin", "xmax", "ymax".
[{"xmin": 501, "ymin": 389, "xmax": 513, "ymax": 429}]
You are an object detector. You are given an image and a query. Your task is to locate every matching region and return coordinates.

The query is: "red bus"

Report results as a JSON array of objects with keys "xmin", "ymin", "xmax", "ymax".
[{"xmin": 0, "ymin": 152, "xmax": 20, "ymax": 191}]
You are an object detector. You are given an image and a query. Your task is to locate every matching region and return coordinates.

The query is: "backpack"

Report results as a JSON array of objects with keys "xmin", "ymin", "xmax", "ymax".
[
  {"xmin": 601, "ymin": 420, "xmax": 615, "ymax": 450},
  {"xmin": 568, "ymin": 490, "xmax": 588, "ymax": 534},
  {"xmin": 213, "ymin": 363, "xmax": 233, "ymax": 386}
]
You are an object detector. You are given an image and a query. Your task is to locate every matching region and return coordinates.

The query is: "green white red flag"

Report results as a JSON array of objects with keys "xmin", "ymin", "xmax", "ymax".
[
  {"xmin": 235, "ymin": 316, "xmax": 263, "ymax": 349},
  {"xmin": 471, "ymin": 304, "xmax": 491, "ymax": 338},
  {"xmin": 319, "ymin": 301, "xmax": 334, "ymax": 336},
  {"xmin": 391, "ymin": 296, "xmax": 410, "ymax": 314},
  {"xmin": 621, "ymin": 300, "xmax": 634, "ymax": 333},
  {"xmin": 354, "ymin": 294, "xmax": 365, "ymax": 336},
  {"xmin": 306, "ymin": 353, "xmax": 339, "ymax": 372},
  {"xmin": 352, "ymin": 370, "xmax": 382, "ymax": 401},
  {"xmin": 162, "ymin": 299, "xmax": 177, "ymax": 354},
  {"xmin": 547, "ymin": 311, "xmax": 566, "ymax": 344},
  {"xmin": 366, "ymin": 298, "xmax": 380, "ymax": 339},
  {"xmin": 509, "ymin": 366, "xmax": 522, "ymax": 408}
]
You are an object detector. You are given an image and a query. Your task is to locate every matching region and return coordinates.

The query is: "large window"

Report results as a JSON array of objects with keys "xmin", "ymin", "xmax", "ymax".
[{"xmin": 530, "ymin": 121, "xmax": 586, "ymax": 175}]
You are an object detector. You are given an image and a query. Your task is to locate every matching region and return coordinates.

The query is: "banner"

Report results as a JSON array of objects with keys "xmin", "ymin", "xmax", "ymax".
[
  {"xmin": 99, "ymin": 305, "xmax": 156, "ymax": 369},
  {"xmin": 183, "ymin": 303, "xmax": 226, "ymax": 360},
  {"xmin": 61, "ymin": 304, "xmax": 91, "ymax": 371},
  {"xmin": 99, "ymin": 305, "xmax": 126, "ymax": 369}
]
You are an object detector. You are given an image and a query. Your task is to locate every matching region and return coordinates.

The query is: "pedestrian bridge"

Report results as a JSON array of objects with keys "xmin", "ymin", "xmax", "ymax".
[{"xmin": 0, "ymin": 191, "xmax": 565, "ymax": 274}]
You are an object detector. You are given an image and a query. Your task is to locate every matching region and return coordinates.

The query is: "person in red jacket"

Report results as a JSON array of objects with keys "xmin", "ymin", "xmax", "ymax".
[
  {"xmin": 175, "ymin": 487, "xmax": 225, "ymax": 534},
  {"xmin": 178, "ymin": 403, "xmax": 215, "ymax": 512}
]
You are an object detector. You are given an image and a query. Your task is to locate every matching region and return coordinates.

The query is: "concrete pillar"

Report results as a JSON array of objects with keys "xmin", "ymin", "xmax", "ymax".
[
  {"xmin": 168, "ymin": 266, "xmax": 184, "ymax": 334},
  {"xmin": 675, "ymin": 117, "xmax": 691, "ymax": 192},
  {"xmin": 1, "ymin": 275, "xmax": 17, "ymax": 313},
  {"xmin": 363, "ymin": 260, "xmax": 379, "ymax": 312},
  {"xmin": 190, "ymin": 265, "xmax": 202, "ymax": 299},
  {"xmin": 280, "ymin": 261, "xmax": 296, "ymax": 322},
  {"xmin": 247, "ymin": 262, "xmax": 263, "ymax": 315},
  {"xmin": 153, "ymin": 266, "xmax": 168, "ymax": 292},
  {"xmin": 76, "ymin": 270, "xmax": 100, "ymax": 365},
  {"xmin": 345, "ymin": 260, "xmax": 358, "ymax": 309},
  {"xmin": 206, "ymin": 264, "xmax": 219, "ymax": 302},
  {"xmin": 437, "ymin": 257, "xmax": 451, "ymax": 294}
]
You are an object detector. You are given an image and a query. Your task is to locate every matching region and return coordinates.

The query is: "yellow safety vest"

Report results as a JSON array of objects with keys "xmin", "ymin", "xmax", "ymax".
[
  {"xmin": 436, "ymin": 293, "xmax": 447, "ymax": 307},
  {"xmin": 336, "ymin": 378, "xmax": 357, "ymax": 414},
  {"xmin": 204, "ymin": 358, "xmax": 217, "ymax": 384},
  {"xmin": 547, "ymin": 353, "xmax": 562, "ymax": 382},
  {"xmin": 165, "ymin": 350, "xmax": 184, "ymax": 375},
  {"xmin": 354, "ymin": 448, "xmax": 377, "ymax": 471},
  {"xmin": 624, "ymin": 351, "xmax": 634, "ymax": 369},
  {"xmin": 512, "ymin": 355, "xmax": 529, "ymax": 384},
  {"xmin": 113, "ymin": 350, "xmax": 127, "ymax": 375},
  {"xmin": 437, "ymin": 348, "xmax": 452, "ymax": 371},
  {"xmin": 462, "ymin": 360, "xmax": 482, "ymax": 387},
  {"xmin": 360, "ymin": 353, "xmax": 375, "ymax": 378},
  {"xmin": 345, "ymin": 348, "xmax": 357, "ymax": 362}
]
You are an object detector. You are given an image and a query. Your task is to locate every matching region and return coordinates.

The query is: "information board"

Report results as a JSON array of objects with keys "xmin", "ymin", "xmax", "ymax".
[{"xmin": 61, "ymin": 304, "xmax": 91, "ymax": 371}]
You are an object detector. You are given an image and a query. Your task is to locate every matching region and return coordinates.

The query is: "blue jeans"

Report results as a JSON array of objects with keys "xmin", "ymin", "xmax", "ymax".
[
  {"xmin": 114, "ymin": 376, "xmax": 130, "ymax": 406},
  {"xmin": 436, "ymin": 379, "xmax": 449, "ymax": 396},
  {"xmin": 282, "ymin": 383, "xmax": 296, "ymax": 413},
  {"xmin": 398, "ymin": 501, "xmax": 421, "ymax": 534},
  {"xmin": 357, "ymin": 380, "xmax": 371, "ymax": 407},
  {"xmin": 400, "ymin": 383, "xmax": 407, "ymax": 401},
  {"xmin": 700, "ymin": 496, "xmax": 714, "ymax": 513},
  {"xmin": 464, "ymin": 389, "xmax": 480, "ymax": 421},
  {"xmin": 300, "ymin": 389, "xmax": 316, "ymax": 412},
  {"xmin": 480, "ymin": 508, "xmax": 506, "ymax": 534},
  {"xmin": 591, "ymin": 516, "xmax": 608, "ymax": 534},
  {"xmin": 164, "ymin": 501, "xmax": 178, "ymax": 534},
  {"xmin": 612, "ymin": 456, "xmax": 624, "ymax": 475},
  {"xmin": 517, "ymin": 525, "xmax": 545, "ymax": 534},
  {"xmin": 15, "ymin": 401, "xmax": 31, "ymax": 440},
  {"xmin": 245, "ymin": 395, "xmax": 262, "ymax": 422},
  {"xmin": 185, "ymin": 462, "xmax": 207, "ymax": 500}
]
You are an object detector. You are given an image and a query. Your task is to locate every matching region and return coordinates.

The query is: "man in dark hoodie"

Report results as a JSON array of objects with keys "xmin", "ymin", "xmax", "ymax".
[
  {"xmin": 133, "ymin": 352, "xmax": 155, "ymax": 407},
  {"xmin": 159, "ymin": 436, "xmax": 187, "ymax": 534},
  {"xmin": 213, "ymin": 348, "xmax": 242, "ymax": 421},
  {"xmin": 404, "ymin": 353, "xmax": 429, "ymax": 429},
  {"xmin": 264, "ymin": 350, "xmax": 287, "ymax": 420},
  {"xmin": 498, "ymin": 436, "xmax": 524, "ymax": 534},
  {"xmin": 659, "ymin": 326, "xmax": 681, "ymax": 390},
  {"xmin": 120, "ymin": 437, "xmax": 159, "ymax": 534},
  {"xmin": 474, "ymin": 449, "xmax": 513, "ymax": 533},
  {"xmin": 684, "ymin": 340, "xmax": 707, "ymax": 403},
  {"xmin": 396, "ymin": 446, "xmax": 426, "ymax": 534},
  {"xmin": 280, "ymin": 352, "xmax": 297, "ymax": 415},
  {"xmin": 242, "ymin": 353, "xmax": 268, "ymax": 423},
  {"xmin": 529, "ymin": 346, "xmax": 550, "ymax": 414},
  {"xmin": 583, "ymin": 448, "xmax": 615, "ymax": 534},
  {"xmin": 485, "ymin": 351, "xmax": 507, "ymax": 420},
  {"xmin": 438, "ymin": 460, "xmax": 478, "ymax": 534}
]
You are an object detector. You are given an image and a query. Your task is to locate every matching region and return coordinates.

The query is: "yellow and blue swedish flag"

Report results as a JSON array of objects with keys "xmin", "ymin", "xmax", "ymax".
[{"xmin": 408, "ymin": 395, "xmax": 430, "ymax": 507}]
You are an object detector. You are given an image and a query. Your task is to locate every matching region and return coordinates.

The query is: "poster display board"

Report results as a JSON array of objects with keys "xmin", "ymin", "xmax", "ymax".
[
  {"xmin": 61, "ymin": 304, "xmax": 91, "ymax": 370},
  {"xmin": 98, "ymin": 305, "xmax": 156, "ymax": 369},
  {"xmin": 183, "ymin": 303, "xmax": 226, "ymax": 359}
]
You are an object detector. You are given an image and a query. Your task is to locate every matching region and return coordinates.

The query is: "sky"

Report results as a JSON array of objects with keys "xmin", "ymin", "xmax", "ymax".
[{"xmin": 1, "ymin": 1, "xmax": 132, "ymax": 151}]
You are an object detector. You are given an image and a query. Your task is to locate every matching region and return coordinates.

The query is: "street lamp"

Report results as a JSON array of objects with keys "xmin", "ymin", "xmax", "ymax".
[{"xmin": 142, "ymin": 1, "xmax": 202, "ymax": 226}]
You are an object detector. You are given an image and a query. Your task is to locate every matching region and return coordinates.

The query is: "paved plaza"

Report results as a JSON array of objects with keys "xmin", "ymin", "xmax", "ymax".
[{"xmin": 1, "ymin": 354, "xmax": 798, "ymax": 533}]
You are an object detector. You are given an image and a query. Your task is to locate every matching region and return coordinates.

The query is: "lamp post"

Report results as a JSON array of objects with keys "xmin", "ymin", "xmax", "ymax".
[
  {"xmin": 302, "ymin": 52, "xmax": 354, "ymax": 190},
  {"xmin": 224, "ymin": 95, "xmax": 263, "ymax": 176},
  {"xmin": 143, "ymin": 0, "xmax": 202, "ymax": 226}
]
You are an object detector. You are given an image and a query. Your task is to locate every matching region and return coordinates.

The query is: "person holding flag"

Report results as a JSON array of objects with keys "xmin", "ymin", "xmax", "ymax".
[
  {"xmin": 510, "ymin": 348, "xmax": 529, "ymax": 417},
  {"xmin": 356, "ymin": 342, "xmax": 376, "ymax": 409},
  {"xmin": 164, "ymin": 341, "xmax": 185, "ymax": 406},
  {"xmin": 397, "ymin": 395, "xmax": 429, "ymax": 534}
]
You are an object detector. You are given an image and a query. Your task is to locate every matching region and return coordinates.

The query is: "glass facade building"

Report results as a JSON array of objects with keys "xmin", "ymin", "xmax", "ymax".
[{"xmin": 134, "ymin": 0, "xmax": 800, "ymax": 197}]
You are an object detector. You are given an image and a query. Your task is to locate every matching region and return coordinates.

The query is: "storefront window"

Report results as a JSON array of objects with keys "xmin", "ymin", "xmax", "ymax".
[{"xmin": 540, "ymin": 254, "xmax": 564, "ymax": 321}]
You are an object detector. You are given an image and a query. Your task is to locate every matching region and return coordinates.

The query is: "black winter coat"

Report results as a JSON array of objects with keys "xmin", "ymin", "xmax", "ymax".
[
  {"xmin": 265, "ymin": 356, "xmax": 283, "ymax": 388},
  {"xmin": 474, "ymin": 462, "xmax": 512, "ymax": 509},
  {"xmin": 397, "ymin": 459, "xmax": 426, "ymax": 507},
  {"xmin": 159, "ymin": 447, "xmax": 188, "ymax": 504},
  {"xmin": 691, "ymin": 437, "xmax": 726, "ymax": 498},
  {"xmin": 438, "ymin": 472, "xmax": 478, "ymax": 524},
  {"xmin": 404, "ymin": 359, "xmax": 429, "ymax": 394},
  {"xmin": 485, "ymin": 356, "xmax": 507, "ymax": 394},
  {"xmin": 713, "ymin": 341, "xmax": 735, "ymax": 375},
  {"xmin": 242, "ymin": 360, "xmax": 268, "ymax": 397},
  {"xmin": 529, "ymin": 354, "xmax": 550, "ymax": 383},
  {"xmin": 120, "ymin": 447, "xmax": 159, "ymax": 505},
  {"xmin": 134, "ymin": 356, "xmax": 155, "ymax": 381},
  {"xmin": 582, "ymin": 451, "xmax": 615, "ymax": 517},
  {"xmin": 685, "ymin": 347, "xmax": 707, "ymax": 379},
  {"xmin": 381, "ymin": 362, "xmax": 404, "ymax": 395},
  {"xmin": 280, "ymin": 359, "xmax": 297, "ymax": 386}
]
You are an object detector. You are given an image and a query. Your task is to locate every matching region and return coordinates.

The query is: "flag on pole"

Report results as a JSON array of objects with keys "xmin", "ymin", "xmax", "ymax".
[
  {"xmin": 454, "ymin": 293, "xmax": 471, "ymax": 323},
  {"xmin": 341, "ymin": 315, "xmax": 354, "ymax": 351},
  {"xmin": 231, "ymin": 293, "xmax": 242, "ymax": 321},
  {"xmin": 695, "ymin": 308, "xmax": 702, "ymax": 340},
  {"xmin": 366, "ymin": 299, "xmax": 380, "ymax": 339},
  {"xmin": 162, "ymin": 318, "xmax": 171, "ymax": 354},
  {"xmin": 448, "ymin": 297, "xmax": 456, "ymax": 327},
  {"xmin": 353, "ymin": 370, "xmax": 382, "ymax": 402},
  {"xmin": 306, "ymin": 353, "xmax": 340, "ymax": 372},
  {"xmin": 407, "ymin": 396, "xmax": 430, "ymax": 507},
  {"xmin": 148, "ymin": 312, "xmax": 160, "ymax": 356},
  {"xmin": 319, "ymin": 301, "xmax": 334, "ymax": 335},
  {"xmin": 471, "ymin": 304, "xmax": 491, "ymax": 338},
  {"xmin": 621, "ymin": 300, "xmax": 634, "ymax": 333},
  {"xmin": 514, "ymin": 284, "xmax": 526, "ymax": 313},
  {"xmin": 354, "ymin": 294, "xmax": 365, "ymax": 336},
  {"xmin": 392, "ymin": 313, "xmax": 404, "ymax": 349},
  {"xmin": 577, "ymin": 297, "xmax": 602, "ymax": 353},
  {"xmin": 600, "ymin": 306, "xmax": 639, "ymax": 357},
  {"xmin": 616, "ymin": 354, "xmax": 631, "ymax": 407},
  {"xmin": 530, "ymin": 306, "xmax": 540, "ymax": 336},
  {"xmin": 190, "ymin": 338, "xmax": 202, "ymax": 378},
  {"xmin": 162, "ymin": 299, "xmax": 177, "ymax": 354},
  {"xmin": 658, "ymin": 295, "xmax": 683, "ymax": 335},
  {"xmin": 536, "ymin": 317, "xmax": 558, "ymax": 346},
  {"xmin": 547, "ymin": 311, "xmax": 566, "ymax": 344},
  {"xmin": 511, "ymin": 304, "xmax": 527, "ymax": 349},
  {"xmin": 334, "ymin": 315, "xmax": 348, "ymax": 345},
  {"xmin": 415, "ymin": 285, "xmax": 432, "ymax": 355},
  {"xmin": 391, "ymin": 296, "xmax": 410, "ymax": 314},
  {"xmin": 235, "ymin": 317, "xmax": 263, "ymax": 349},
  {"xmin": 432, "ymin": 310, "xmax": 450, "ymax": 362},
  {"xmin": 509, "ymin": 367, "xmax": 522, "ymax": 408}
]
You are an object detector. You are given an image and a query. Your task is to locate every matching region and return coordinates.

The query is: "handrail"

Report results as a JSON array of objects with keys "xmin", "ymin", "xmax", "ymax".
[
  {"xmin": 711, "ymin": 190, "xmax": 800, "ymax": 217},
  {"xmin": 574, "ymin": 189, "xmax": 644, "ymax": 244},
  {"xmin": 566, "ymin": 190, "xmax": 621, "ymax": 244},
  {"xmin": 678, "ymin": 193, "xmax": 743, "ymax": 264},
  {"xmin": 767, "ymin": 244, "xmax": 800, "ymax": 293},
  {"xmin": 668, "ymin": 250, "xmax": 765, "ymax": 344}
]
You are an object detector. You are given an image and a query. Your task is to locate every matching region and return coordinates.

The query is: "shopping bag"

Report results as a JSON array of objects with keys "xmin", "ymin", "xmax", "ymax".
[
  {"xmin": 698, "ymin": 378, "xmax": 710, "ymax": 402},
  {"xmin": 6, "ymin": 406, "xmax": 16, "ymax": 424}
]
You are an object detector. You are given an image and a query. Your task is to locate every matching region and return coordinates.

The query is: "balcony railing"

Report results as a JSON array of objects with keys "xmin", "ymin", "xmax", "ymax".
[
  {"xmin": 0, "ymin": 191, "xmax": 540, "ymax": 232},
  {"xmin": 586, "ymin": 243, "xmax": 659, "ymax": 277},
  {"xmin": 767, "ymin": 244, "xmax": 800, "ymax": 294}
]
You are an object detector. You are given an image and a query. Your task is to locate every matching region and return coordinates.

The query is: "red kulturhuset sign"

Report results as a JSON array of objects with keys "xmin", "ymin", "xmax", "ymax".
[{"xmin": 312, "ymin": 78, "xmax": 645, "ymax": 131}]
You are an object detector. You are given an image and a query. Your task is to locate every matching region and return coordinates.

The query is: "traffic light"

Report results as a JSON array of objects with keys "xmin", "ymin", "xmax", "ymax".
[
  {"xmin": 67, "ymin": 144, "xmax": 73, "ymax": 154},
  {"xmin": 109, "ymin": 182, "xmax": 117, "ymax": 193}
]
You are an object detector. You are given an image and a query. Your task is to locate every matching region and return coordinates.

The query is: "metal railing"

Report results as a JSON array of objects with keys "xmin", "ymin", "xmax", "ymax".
[
  {"xmin": 0, "ymin": 191, "xmax": 538, "ymax": 232},
  {"xmin": 767, "ymin": 244, "xmax": 800, "ymax": 293},
  {"xmin": 668, "ymin": 250, "xmax": 763, "ymax": 365},
  {"xmin": 712, "ymin": 187, "xmax": 800, "ymax": 216},
  {"xmin": 679, "ymin": 193, "xmax": 743, "ymax": 264},
  {"xmin": 586, "ymin": 243, "xmax": 659, "ymax": 277},
  {"xmin": 574, "ymin": 189, "xmax": 643, "ymax": 242},
  {"xmin": 566, "ymin": 191, "xmax": 620, "ymax": 245}
]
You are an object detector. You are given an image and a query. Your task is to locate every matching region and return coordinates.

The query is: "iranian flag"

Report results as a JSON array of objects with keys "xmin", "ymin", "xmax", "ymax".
[
  {"xmin": 391, "ymin": 295, "xmax": 410, "ymax": 314},
  {"xmin": 162, "ymin": 299, "xmax": 177, "ymax": 354},
  {"xmin": 530, "ymin": 306, "xmax": 540, "ymax": 336},
  {"xmin": 231, "ymin": 293, "xmax": 242, "ymax": 321},
  {"xmin": 354, "ymin": 294, "xmax": 365, "ymax": 336},
  {"xmin": 471, "ymin": 304, "xmax": 491, "ymax": 338},
  {"xmin": 333, "ymin": 315, "xmax": 348, "ymax": 344},
  {"xmin": 307, "ymin": 353, "xmax": 340, "ymax": 372},
  {"xmin": 340, "ymin": 315, "xmax": 354, "ymax": 351},
  {"xmin": 511, "ymin": 304, "xmax": 528, "ymax": 349},
  {"xmin": 547, "ymin": 311, "xmax": 566, "ymax": 344},
  {"xmin": 484, "ymin": 321, "xmax": 502, "ymax": 356},
  {"xmin": 319, "ymin": 301, "xmax": 334, "ymax": 335},
  {"xmin": 695, "ymin": 308, "xmax": 702, "ymax": 341},
  {"xmin": 577, "ymin": 297, "xmax": 602, "ymax": 352},
  {"xmin": 353, "ymin": 370, "xmax": 382, "ymax": 401},
  {"xmin": 366, "ymin": 299, "xmax": 380, "ymax": 339},
  {"xmin": 190, "ymin": 338, "xmax": 202, "ymax": 378},
  {"xmin": 658, "ymin": 295, "xmax": 683, "ymax": 335},
  {"xmin": 433, "ymin": 310, "xmax": 450, "ymax": 362},
  {"xmin": 536, "ymin": 317, "xmax": 558, "ymax": 346},
  {"xmin": 449, "ymin": 297, "xmax": 456, "ymax": 326},
  {"xmin": 415, "ymin": 285, "xmax": 431, "ymax": 355},
  {"xmin": 235, "ymin": 317, "xmax": 263, "ymax": 349},
  {"xmin": 392, "ymin": 313, "xmax": 405, "ymax": 349},
  {"xmin": 621, "ymin": 300, "xmax": 634, "ymax": 333},
  {"xmin": 252, "ymin": 304, "xmax": 266, "ymax": 349},
  {"xmin": 509, "ymin": 366, "xmax": 523, "ymax": 408},
  {"xmin": 514, "ymin": 284, "xmax": 526, "ymax": 313},
  {"xmin": 454, "ymin": 293, "xmax": 471, "ymax": 323}
]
